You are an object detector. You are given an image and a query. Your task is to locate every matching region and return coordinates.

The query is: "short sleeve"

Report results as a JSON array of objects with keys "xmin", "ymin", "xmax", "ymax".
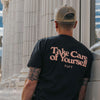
[
  {"xmin": 27, "ymin": 39, "xmax": 43, "ymax": 68},
  {"xmin": 84, "ymin": 53, "xmax": 94, "ymax": 80}
]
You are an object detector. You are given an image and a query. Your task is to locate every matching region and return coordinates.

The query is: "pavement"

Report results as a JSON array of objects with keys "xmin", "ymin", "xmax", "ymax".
[{"xmin": 0, "ymin": 89, "xmax": 22, "ymax": 100}]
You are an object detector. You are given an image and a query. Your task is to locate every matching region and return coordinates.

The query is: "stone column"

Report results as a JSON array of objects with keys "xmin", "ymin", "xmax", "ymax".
[
  {"xmin": 23, "ymin": 0, "xmax": 37, "ymax": 71},
  {"xmin": 13, "ymin": 0, "xmax": 24, "ymax": 76},
  {"xmin": 1, "ymin": 0, "xmax": 11, "ymax": 80},
  {"xmin": 18, "ymin": 0, "xmax": 43, "ymax": 87},
  {"xmin": 63, "ymin": 0, "xmax": 71, "ymax": 6},
  {"xmin": 71, "ymin": 0, "xmax": 80, "ymax": 40},
  {"xmin": 8, "ymin": 0, "xmax": 16, "ymax": 78},
  {"xmin": 81, "ymin": 0, "xmax": 90, "ymax": 48},
  {"xmin": 1, "ymin": 0, "xmax": 24, "ymax": 80},
  {"xmin": 1, "ymin": 0, "xmax": 24, "ymax": 87},
  {"xmin": 48, "ymin": 0, "xmax": 63, "ymax": 37}
]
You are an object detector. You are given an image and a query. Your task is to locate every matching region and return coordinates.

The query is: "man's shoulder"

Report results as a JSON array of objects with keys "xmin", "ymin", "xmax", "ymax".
[
  {"xmin": 73, "ymin": 39, "xmax": 93, "ymax": 55},
  {"xmin": 77, "ymin": 41, "xmax": 93, "ymax": 58},
  {"xmin": 80, "ymin": 42, "xmax": 91, "ymax": 52}
]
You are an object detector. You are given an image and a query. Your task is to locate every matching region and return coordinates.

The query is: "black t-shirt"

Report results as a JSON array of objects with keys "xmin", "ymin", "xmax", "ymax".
[{"xmin": 27, "ymin": 34, "xmax": 93, "ymax": 100}]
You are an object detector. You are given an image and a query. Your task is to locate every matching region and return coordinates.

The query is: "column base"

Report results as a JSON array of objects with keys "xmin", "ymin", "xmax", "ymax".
[{"xmin": 0, "ymin": 67, "xmax": 29, "ymax": 100}]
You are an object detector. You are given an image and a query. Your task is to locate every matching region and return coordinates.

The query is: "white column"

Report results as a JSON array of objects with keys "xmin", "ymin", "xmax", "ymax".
[
  {"xmin": 71, "ymin": 0, "xmax": 80, "ymax": 40},
  {"xmin": 8, "ymin": 0, "xmax": 16, "ymax": 77},
  {"xmin": 23, "ymin": 0, "xmax": 30, "ymax": 70},
  {"xmin": 2, "ymin": 0, "xmax": 12, "ymax": 80},
  {"xmin": 63, "ymin": 0, "xmax": 71, "ymax": 6},
  {"xmin": 50, "ymin": 0, "xmax": 63, "ymax": 36},
  {"xmin": 81, "ymin": 0, "xmax": 90, "ymax": 48},
  {"xmin": 13, "ymin": 0, "xmax": 24, "ymax": 76},
  {"xmin": 23, "ymin": 0, "xmax": 42, "ymax": 70},
  {"xmin": 1, "ymin": 0, "xmax": 24, "ymax": 81}
]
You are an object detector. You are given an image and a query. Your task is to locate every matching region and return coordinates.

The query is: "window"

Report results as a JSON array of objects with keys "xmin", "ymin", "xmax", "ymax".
[
  {"xmin": 95, "ymin": 18, "xmax": 100, "ymax": 22},
  {"xmin": 96, "ymin": 5, "xmax": 100, "ymax": 9},
  {"xmin": 0, "ymin": 16, "xmax": 3, "ymax": 27},
  {"xmin": 96, "ymin": 11, "xmax": 100, "ymax": 16},
  {"xmin": 96, "ymin": 0, "xmax": 100, "ymax": 3},
  {"xmin": 96, "ymin": 25, "xmax": 100, "ymax": 28},
  {"xmin": 95, "ymin": 0, "xmax": 100, "ymax": 44},
  {"xmin": 0, "ymin": 0, "xmax": 3, "ymax": 11}
]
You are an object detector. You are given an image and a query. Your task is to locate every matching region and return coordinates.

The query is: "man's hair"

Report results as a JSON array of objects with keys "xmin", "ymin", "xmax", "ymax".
[
  {"xmin": 57, "ymin": 21, "xmax": 75, "ymax": 30},
  {"xmin": 56, "ymin": 13, "xmax": 76, "ymax": 30}
]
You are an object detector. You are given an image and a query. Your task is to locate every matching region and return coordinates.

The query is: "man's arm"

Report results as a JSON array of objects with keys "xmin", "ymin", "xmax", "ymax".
[
  {"xmin": 78, "ymin": 78, "xmax": 89, "ymax": 100},
  {"xmin": 22, "ymin": 67, "xmax": 41, "ymax": 100}
]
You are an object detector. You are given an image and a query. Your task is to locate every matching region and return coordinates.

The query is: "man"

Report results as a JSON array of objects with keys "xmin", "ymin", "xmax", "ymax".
[{"xmin": 22, "ymin": 5, "xmax": 93, "ymax": 100}]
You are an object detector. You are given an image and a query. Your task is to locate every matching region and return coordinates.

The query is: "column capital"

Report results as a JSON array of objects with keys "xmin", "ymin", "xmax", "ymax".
[{"xmin": 1, "ymin": 0, "xmax": 10, "ymax": 12}]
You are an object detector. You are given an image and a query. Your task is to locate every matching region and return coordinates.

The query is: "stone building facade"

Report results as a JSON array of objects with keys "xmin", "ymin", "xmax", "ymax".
[{"xmin": 0, "ymin": 0, "xmax": 95, "ymax": 100}]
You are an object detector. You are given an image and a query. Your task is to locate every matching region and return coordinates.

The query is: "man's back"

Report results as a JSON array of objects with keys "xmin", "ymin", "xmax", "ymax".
[{"xmin": 29, "ymin": 34, "xmax": 93, "ymax": 100}]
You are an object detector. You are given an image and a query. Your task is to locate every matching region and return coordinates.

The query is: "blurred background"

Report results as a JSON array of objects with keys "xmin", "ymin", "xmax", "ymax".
[
  {"xmin": 0, "ymin": 0, "xmax": 99, "ymax": 100},
  {"xmin": 0, "ymin": 0, "xmax": 3, "ymax": 82}
]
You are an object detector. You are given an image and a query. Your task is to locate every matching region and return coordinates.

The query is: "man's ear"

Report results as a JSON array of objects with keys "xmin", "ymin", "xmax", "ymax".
[
  {"xmin": 55, "ymin": 21, "xmax": 58, "ymax": 28},
  {"xmin": 73, "ymin": 21, "xmax": 77, "ymax": 28}
]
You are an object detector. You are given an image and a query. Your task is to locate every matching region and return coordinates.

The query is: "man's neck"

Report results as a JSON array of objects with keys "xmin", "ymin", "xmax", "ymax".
[{"xmin": 59, "ymin": 30, "xmax": 73, "ymax": 37}]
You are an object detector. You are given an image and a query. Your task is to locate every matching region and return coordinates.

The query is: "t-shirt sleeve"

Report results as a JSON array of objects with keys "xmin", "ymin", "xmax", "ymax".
[
  {"xmin": 84, "ymin": 53, "xmax": 93, "ymax": 80},
  {"xmin": 27, "ymin": 39, "xmax": 44, "ymax": 68}
]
